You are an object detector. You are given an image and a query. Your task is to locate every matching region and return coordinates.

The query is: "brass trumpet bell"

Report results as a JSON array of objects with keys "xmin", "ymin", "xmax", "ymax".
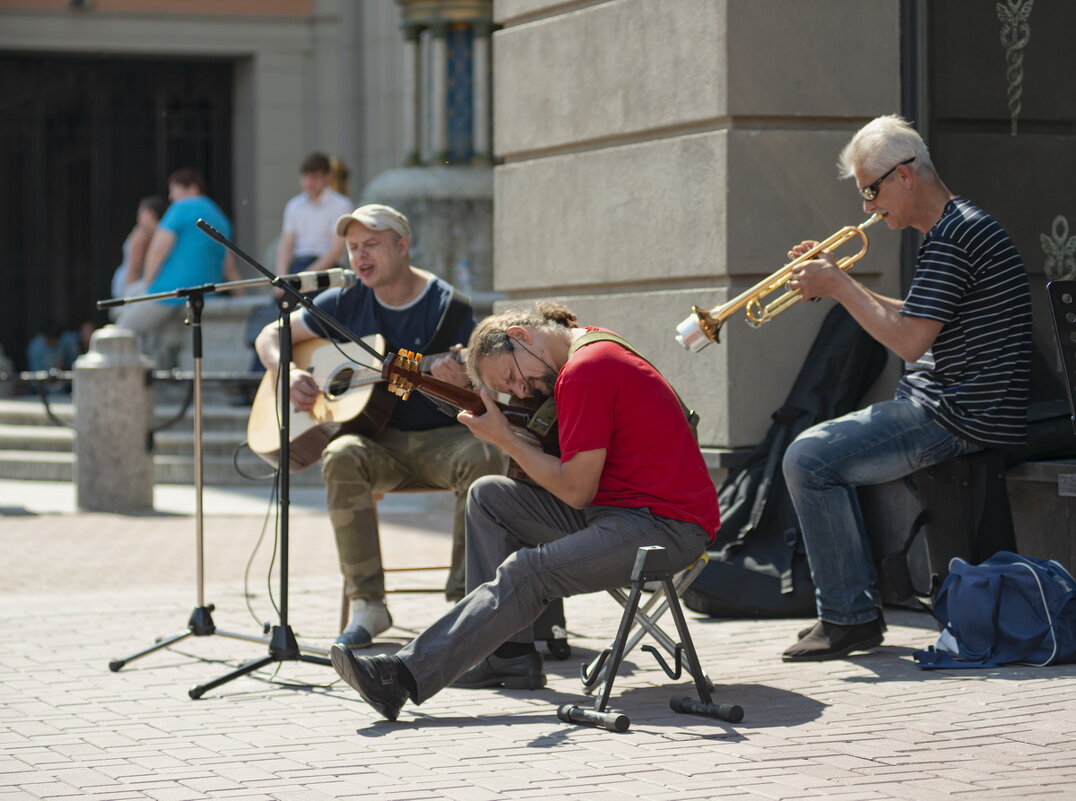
[{"xmin": 675, "ymin": 213, "xmax": 882, "ymax": 352}]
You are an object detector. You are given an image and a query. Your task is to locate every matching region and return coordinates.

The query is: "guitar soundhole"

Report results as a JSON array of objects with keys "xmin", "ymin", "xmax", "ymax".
[{"xmin": 326, "ymin": 368, "xmax": 353, "ymax": 400}]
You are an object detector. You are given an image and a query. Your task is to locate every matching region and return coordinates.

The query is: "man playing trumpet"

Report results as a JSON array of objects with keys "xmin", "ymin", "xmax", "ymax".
[{"xmin": 780, "ymin": 115, "xmax": 1031, "ymax": 661}]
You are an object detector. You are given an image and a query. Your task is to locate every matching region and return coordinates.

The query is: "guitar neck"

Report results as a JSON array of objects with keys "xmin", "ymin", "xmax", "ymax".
[
  {"xmin": 382, "ymin": 352, "xmax": 534, "ymax": 425},
  {"xmin": 418, "ymin": 375, "xmax": 486, "ymax": 415}
]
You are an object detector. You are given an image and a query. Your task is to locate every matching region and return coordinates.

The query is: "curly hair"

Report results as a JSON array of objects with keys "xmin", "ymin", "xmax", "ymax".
[{"xmin": 466, "ymin": 301, "xmax": 576, "ymax": 385}]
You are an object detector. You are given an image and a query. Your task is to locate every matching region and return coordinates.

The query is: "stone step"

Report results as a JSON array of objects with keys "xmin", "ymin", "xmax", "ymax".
[
  {"xmin": 0, "ymin": 395, "xmax": 331, "ymax": 486},
  {"xmin": 0, "ymin": 449, "xmax": 324, "ymax": 486},
  {"xmin": 0, "ymin": 450, "xmax": 73, "ymax": 481},
  {"xmin": 0, "ymin": 423, "xmax": 258, "ymax": 458},
  {"xmin": 0, "ymin": 423, "xmax": 73, "ymax": 451},
  {"xmin": 0, "ymin": 397, "xmax": 252, "ymax": 432}
]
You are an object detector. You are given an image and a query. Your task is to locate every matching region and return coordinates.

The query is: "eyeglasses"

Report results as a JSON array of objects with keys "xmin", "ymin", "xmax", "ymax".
[{"xmin": 859, "ymin": 157, "xmax": 915, "ymax": 200}]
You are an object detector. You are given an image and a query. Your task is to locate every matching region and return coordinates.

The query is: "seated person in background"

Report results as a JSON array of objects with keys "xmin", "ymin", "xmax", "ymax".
[
  {"xmin": 254, "ymin": 203, "xmax": 503, "ymax": 648},
  {"xmin": 274, "ymin": 151, "xmax": 353, "ymax": 289},
  {"xmin": 779, "ymin": 114, "xmax": 1032, "ymax": 662},
  {"xmin": 329, "ymin": 301, "xmax": 719, "ymax": 721},
  {"xmin": 26, "ymin": 319, "xmax": 82, "ymax": 394},
  {"xmin": 242, "ymin": 152, "xmax": 353, "ymax": 399},
  {"xmin": 111, "ymin": 195, "xmax": 169, "ymax": 301},
  {"xmin": 114, "ymin": 167, "xmax": 243, "ymax": 361}
]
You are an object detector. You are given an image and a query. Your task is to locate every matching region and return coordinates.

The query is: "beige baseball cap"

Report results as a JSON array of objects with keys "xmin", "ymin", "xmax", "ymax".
[{"xmin": 335, "ymin": 203, "xmax": 412, "ymax": 239}]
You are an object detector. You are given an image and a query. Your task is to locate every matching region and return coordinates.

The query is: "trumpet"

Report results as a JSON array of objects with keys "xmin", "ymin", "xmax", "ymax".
[{"xmin": 675, "ymin": 213, "xmax": 883, "ymax": 352}]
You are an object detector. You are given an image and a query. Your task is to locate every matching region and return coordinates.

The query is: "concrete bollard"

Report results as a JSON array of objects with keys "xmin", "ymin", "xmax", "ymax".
[{"xmin": 73, "ymin": 325, "xmax": 155, "ymax": 512}]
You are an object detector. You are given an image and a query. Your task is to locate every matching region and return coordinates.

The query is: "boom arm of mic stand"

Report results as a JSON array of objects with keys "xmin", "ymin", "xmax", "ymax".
[
  {"xmin": 194, "ymin": 218, "xmax": 384, "ymax": 364},
  {"xmin": 97, "ymin": 275, "xmax": 293, "ymax": 310}
]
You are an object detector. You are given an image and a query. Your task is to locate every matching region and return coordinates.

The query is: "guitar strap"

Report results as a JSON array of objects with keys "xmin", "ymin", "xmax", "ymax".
[
  {"xmin": 567, "ymin": 330, "xmax": 700, "ymax": 441},
  {"xmin": 341, "ymin": 287, "xmax": 474, "ymax": 435},
  {"xmin": 423, "ymin": 288, "xmax": 472, "ymax": 356},
  {"xmin": 406, "ymin": 288, "xmax": 474, "ymax": 420}
]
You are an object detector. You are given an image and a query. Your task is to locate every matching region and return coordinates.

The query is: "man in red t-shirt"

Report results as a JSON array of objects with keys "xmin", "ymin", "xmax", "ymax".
[{"xmin": 330, "ymin": 301, "xmax": 719, "ymax": 721}]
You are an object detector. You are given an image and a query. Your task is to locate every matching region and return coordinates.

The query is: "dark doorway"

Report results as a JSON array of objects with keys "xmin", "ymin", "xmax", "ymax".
[{"xmin": 0, "ymin": 52, "xmax": 233, "ymax": 371}]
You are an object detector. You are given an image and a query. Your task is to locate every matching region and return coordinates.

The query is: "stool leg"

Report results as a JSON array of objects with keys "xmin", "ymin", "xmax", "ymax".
[
  {"xmin": 560, "ymin": 579, "xmax": 646, "ymax": 732},
  {"xmin": 663, "ymin": 579, "xmax": 744, "ymax": 724},
  {"xmin": 594, "ymin": 582, "xmax": 644, "ymax": 715}
]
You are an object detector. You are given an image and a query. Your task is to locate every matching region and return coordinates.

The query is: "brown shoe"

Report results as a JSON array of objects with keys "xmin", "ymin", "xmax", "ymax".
[
  {"xmin": 782, "ymin": 619, "xmax": 884, "ymax": 662},
  {"xmin": 796, "ymin": 613, "xmax": 886, "ymax": 641}
]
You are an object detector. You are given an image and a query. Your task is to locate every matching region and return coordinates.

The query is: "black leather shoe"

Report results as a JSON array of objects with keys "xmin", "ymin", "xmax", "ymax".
[
  {"xmin": 451, "ymin": 651, "xmax": 546, "ymax": 690},
  {"xmin": 782, "ymin": 619, "xmax": 885, "ymax": 662},
  {"xmin": 330, "ymin": 645, "xmax": 409, "ymax": 721}
]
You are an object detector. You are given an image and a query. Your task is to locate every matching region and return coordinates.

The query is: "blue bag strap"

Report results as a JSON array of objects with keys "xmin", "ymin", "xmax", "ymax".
[{"xmin": 950, "ymin": 572, "xmax": 1005, "ymax": 664}]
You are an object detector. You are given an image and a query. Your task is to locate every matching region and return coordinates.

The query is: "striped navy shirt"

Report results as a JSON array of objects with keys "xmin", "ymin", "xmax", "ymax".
[{"xmin": 896, "ymin": 197, "xmax": 1031, "ymax": 446}]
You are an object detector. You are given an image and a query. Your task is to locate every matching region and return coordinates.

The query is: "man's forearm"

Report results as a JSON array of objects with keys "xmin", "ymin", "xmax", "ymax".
[
  {"xmin": 832, "ymin": 280, "xmax": 938, "ymax": 363},
  {"xmin": 255, "ymin": 327, "xmax": 283, "ymax": 372}
]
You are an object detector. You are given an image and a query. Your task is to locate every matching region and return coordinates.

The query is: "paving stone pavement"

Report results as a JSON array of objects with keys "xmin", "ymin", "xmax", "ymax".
[{"xmin": 2, "ymin": 485, "xmax": 1075, "ymax": 800}]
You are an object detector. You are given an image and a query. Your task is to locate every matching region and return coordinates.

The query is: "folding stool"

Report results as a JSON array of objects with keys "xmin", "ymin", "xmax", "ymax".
[
  {"xmin": 558, "ymin": 545, "xmax": 744, "ymax": 732},
  {"xmin": 580, "ymin": 548, "xmax": 711, "ymax": 695}
]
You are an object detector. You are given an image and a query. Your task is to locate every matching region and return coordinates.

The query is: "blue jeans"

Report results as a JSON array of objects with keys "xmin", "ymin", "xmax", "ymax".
[{"xmin": 782, "ymin": 398, "xmax": 980, "ymax": 625}]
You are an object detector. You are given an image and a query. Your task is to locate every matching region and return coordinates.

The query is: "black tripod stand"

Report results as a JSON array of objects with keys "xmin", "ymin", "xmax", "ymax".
[
  {"xmin": 102, "ymin": 285, "xmax": 277, "ymax": 672},
  {"xmin": 188, "ymin": 220, "xmax": 386, "ymax": 699}
]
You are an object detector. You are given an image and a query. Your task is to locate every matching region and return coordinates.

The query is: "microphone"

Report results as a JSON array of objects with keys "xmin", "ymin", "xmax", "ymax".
[{"xmin": 278, "ymin": 268, "xmax": 357, "ymax": 293}]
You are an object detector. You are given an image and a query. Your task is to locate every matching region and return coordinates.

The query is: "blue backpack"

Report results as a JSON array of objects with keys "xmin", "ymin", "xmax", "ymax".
[{"xmin": 914, "ymin": 551, "xmax": 1076, "ymax": 669}]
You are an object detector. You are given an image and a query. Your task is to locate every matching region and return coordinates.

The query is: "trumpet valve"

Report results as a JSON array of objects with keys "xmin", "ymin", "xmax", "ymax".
[{"xmin": 744, "ymin": 298, "xmax": 769, "ymax": 328}]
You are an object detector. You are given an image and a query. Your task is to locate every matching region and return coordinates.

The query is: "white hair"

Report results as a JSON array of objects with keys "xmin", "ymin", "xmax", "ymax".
[{"xmin": 838, "ymin": 114, "xmax": 936, "ymax": 180}]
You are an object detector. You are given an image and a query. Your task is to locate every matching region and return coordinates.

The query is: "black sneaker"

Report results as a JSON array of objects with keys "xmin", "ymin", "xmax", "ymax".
[
  {"xmin": 451, "ymin": 652, "xmax": 546, "ymax": 690},
  {"xmin": 330, "ymin": 645, "xmax": 409, "ymax": 721},
  {"xmin": 782, "ymin": 619, "xmax": 885, "ymax": 662}
]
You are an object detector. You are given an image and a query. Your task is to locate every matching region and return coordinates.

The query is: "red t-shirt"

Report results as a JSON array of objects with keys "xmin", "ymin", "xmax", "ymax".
[{"xmin": 556, "ymin": 329, "xmax": 720, "ymax": 539}]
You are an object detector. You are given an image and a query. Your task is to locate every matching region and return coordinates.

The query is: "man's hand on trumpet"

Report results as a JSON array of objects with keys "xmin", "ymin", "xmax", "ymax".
[{"xmin": 786, "ymin": 241, "xmax": 846, "ymax": 301}]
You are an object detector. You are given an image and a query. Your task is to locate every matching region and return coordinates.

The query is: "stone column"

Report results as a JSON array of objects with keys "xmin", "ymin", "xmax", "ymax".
[
  {"xmin": 74, "ymin": 325, "xmax": 154, "ymax": 512},
  {"xmin": 429, "ymin": 20, "xmax": 449, "ymax": 163},
  {"xmin": 472, "ymin": 19, "xmax": 493, "ymax": 164}
]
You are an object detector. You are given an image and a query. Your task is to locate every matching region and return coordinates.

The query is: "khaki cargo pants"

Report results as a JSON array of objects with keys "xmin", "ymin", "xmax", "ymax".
[{"xmin": 322, "ymin": 424, "xmax": 504, "ymax": 602}]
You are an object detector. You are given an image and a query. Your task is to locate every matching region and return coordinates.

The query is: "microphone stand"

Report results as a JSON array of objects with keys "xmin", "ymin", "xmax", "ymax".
[
  {"xmin": 187, "ymin": 219, "xmax": 385, "ymax": 699},
  {"xmin": 102, "ymin": 278, "xmax": 285, "ymax": 672}
]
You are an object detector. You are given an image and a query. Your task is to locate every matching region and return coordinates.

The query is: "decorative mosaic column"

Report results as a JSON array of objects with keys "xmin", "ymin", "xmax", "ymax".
[
  {"xmin": 429, "ymin": 21, "xmax": 449, "ymax": 163},
  {"xmin": 402, "ymin": 21, "xmax": 424, "ymax": 166},
  {"xmin": 472, "ymin": 19, "xmax": 493, "ymax": 164}
]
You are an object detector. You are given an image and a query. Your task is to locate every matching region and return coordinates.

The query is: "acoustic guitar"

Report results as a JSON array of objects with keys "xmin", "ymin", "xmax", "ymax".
[
  {"xmin": 381, "ymin": 348, "xmax": 560, "ymax": 481},
  {"xmin": 247, "ymin": 335, "xmax": 395, "ymax": 472}
]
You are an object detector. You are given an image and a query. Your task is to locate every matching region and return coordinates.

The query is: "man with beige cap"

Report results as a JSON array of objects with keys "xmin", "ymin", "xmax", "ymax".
[{"xmin": 255, "ymin": 203, "xmax": 502, "ymax": 648}]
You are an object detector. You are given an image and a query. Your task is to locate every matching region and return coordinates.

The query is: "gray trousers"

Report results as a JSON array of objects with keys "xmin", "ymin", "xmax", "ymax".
[{"xmin": 397, "ymin": 475, "xmax": 711, "ymax": 703}]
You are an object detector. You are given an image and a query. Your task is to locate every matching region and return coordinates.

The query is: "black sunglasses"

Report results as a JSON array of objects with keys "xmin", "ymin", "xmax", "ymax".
[{"xmin": 860, "ymin": 157, "xmax": 915, "ymax": 200}]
